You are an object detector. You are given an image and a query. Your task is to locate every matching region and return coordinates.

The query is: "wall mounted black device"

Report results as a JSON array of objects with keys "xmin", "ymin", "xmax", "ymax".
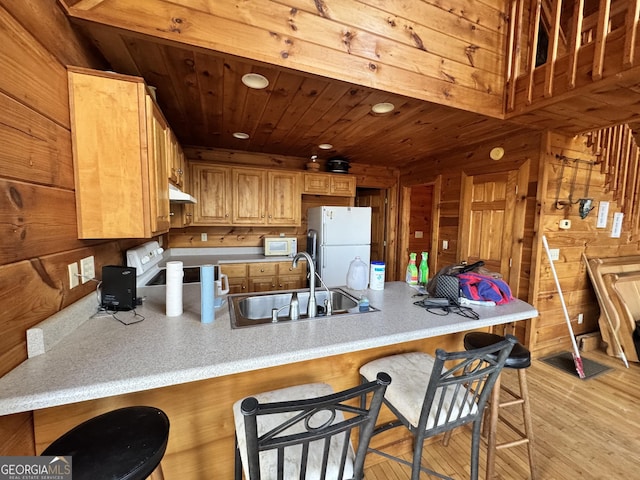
[{"xmin": 101, "ymin": 265, "xmax": 137, "ymax": 311}]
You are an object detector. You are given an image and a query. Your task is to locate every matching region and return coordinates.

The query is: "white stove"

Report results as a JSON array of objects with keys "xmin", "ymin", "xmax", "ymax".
[
  {"xmin": 126, "ymin": 241, "xmax": 166, "ymax": 286},
  {"xmin": 126, "ymin": 241, "xmax": 208, "ymax": 286}
]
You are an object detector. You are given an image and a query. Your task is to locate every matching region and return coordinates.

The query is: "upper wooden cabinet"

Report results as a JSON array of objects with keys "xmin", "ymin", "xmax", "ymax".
[
  {"xmin": 167, "ymin": 130, "xmax": 186, "ymax": 189},
  {"xmin": 68, "ymin": 67, "xmax": 171, "ymax": 238},
  {"xmin": 191, "ymin": 163, "xmax": 301, "ymax": 226},
  {"xmin": 302, "ymin": 173, "xmax": 356, "ymax": 197}
]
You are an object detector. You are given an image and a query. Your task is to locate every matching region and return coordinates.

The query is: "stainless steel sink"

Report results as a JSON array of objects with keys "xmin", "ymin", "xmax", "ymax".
[{"xmin": 229, "ymin": 288, "xmax": 378, "ymax": 328}]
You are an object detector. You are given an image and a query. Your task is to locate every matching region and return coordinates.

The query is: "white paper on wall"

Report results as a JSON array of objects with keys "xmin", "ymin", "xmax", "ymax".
[
  {"xmin": 597, "ymin": 201, "xmax": 609, "ymax": 228},
  {"xmin": 611, "ymin": 212, "xmax": 624, "ymax": 238}
]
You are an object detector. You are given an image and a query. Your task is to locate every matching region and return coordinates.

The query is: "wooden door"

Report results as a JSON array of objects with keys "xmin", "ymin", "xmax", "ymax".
[
  {"xmin": 267, "ymin": 171, "xmax": 301, "ymax": 225},
  {"xmin": 233, "ymin": 167, "xmax": 266, "ymax": 224},
  {"xmin": 191, "ymin": 164, "xmax": 231, "ymax": 225},
  {"xmin": 459, "ymin": 170, "xmax": 519, "ymax": 285},
  {"xmin": 356, "ymin": 189, "xmax": 386, "ymax": 263}
]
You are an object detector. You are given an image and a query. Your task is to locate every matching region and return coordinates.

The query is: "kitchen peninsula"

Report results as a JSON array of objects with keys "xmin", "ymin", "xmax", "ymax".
[{"xmin": 0, "ymin": 282, "xmax": 536, "ymax": 479}]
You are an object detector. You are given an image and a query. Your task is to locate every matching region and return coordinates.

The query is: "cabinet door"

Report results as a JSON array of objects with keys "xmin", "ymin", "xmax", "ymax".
[
  {"xmin": 191, "ymin": 164, "xmax": 231, "ymax": 225},
  {"xmin": 147, "ymin": 98, "xmax": 171, "ymax": 234},
  {"xmin": 278, "ymin": 261, "xmax": 307, "ymax": 290},
  {"xmin": 248, "ymin": 263, "xmax": 278, "ymax": 292},
  {"xmin": 268, "ymin": 171, "xmax": 301, "ymax": 225},
  {"xmin": 168, "ymin": 131, "xmax": 185, "ymax": 188},
  {"xmin": 330, "ymin": 175, "xmax": 356, "ymax": 196},
  {"xmin": 303, "ymin": 173, "xmax": 330, "ymax": 194},
  {"xmin": 232, "ymin": 168, "xmax": 266, "ymax": 224},
  {"xmin": 221, "ymin": 263, "xmax": 248, "ymax": 294}
]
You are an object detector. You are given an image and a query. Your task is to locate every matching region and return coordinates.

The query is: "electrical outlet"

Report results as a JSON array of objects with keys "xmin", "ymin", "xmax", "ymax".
[
  {"xmin": 201, "ymin": 233, "xmax": 208, "ymax": 242},
  {"xmin": 68, "ymin": 263, "xmax": 79, "ymax": 289},
  {"xmin": 549, "ymin": 248, "xmax": 560, "ymax": 261},
  {"xmin": 415, "ymin": 230, "xmax": 423, "ymax": 238},
  {"xmin": 80, "ymin": 256, "xmax": 95, "ymax": 283},
  {"xmin": 577, "ymin": 313, "xmax": 584, "ymax": 324}
]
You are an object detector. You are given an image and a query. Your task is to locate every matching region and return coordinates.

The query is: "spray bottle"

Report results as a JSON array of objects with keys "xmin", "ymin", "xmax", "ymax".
[{"xmin": 405, "ymin": 253, "xmax": 418, "ymax": 285}]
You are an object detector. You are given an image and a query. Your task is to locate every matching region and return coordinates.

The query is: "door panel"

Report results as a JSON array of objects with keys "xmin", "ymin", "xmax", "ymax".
[
  {"xmin": 460, "ymin": 171, "xmax": 516, "ymax": 282},
  {"xmin": 356, "ymin": 189, "xmax": 387, "ymax": 263}
]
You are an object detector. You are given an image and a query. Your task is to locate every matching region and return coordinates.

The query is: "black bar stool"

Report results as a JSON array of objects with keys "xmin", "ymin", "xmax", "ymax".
[
  {"xmin": 41, "ymin": 406, "xmax": 169, "ymax": 480},
  {"xmin": 464, "ymin": 332, "xmax": 536, "ymax": 480}
]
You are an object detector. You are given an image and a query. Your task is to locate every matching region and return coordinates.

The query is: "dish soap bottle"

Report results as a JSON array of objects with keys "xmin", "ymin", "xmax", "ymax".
[
  {"xmin": 405, "ymin": 253, "xmax": 418, "ymax": 285},
  {"xmin": 347, "ymin": 256, "xmax": 369, "ymax": 290},
  {"xmin": 419, "ymin": 252, "xmax": 429, "ymax": 286}
]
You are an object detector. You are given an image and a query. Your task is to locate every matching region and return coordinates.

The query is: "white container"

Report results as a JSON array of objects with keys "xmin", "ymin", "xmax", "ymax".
[
  {"xmin": 370, "ymin": 261, "xmax": 385, "ymax": 290},
  {"xmin": 346, "ymin": 256, "xmax": 369, "ymax": 290}
]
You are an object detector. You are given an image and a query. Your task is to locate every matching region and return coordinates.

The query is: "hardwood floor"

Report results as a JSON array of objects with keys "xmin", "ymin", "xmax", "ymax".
[{"xmin": 363, "ymin": 349, "xmax": 640, "ymax": 479}]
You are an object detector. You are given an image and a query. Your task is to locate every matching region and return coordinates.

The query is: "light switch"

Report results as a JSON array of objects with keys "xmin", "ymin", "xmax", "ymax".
[
  {"xmin": 415, "ymin": 231, "xmax": 423, "ymax": 238},
  {"xmin": 559, "ymin": 219, "xmax": 571, "ymax": 229},
  {"xmin": 442, "ymin": 240, "xmax": 449, "ymax": 250}
]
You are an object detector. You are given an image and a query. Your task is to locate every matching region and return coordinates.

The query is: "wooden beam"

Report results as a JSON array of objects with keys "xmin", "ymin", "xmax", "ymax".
[
  {"xmin": 592, "ymin": 0, "xmax": 612, "ymax": 81},
  {"xmin": 527, "ymin": 0, "xmax": 543, "ymax": 105},
  {"xmin": 567, "ymin": 0, "xmax": 585, "ymax": 88},
  {"xmin": 623, "ymin": 0, "xmax": 640, "ymax": 67},
  {"xmin": 544, "ymin": 0, "xmax": 563, "ymax": 97}
]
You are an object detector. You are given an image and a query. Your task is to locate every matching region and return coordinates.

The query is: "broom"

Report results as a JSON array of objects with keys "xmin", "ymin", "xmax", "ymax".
[{"xmin": 542, "ymin": 235, "xmax": 586, "ymax": 379}]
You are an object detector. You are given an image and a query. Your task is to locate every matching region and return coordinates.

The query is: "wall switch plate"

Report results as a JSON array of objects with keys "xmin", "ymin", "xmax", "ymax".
[
  {"xmin": 68, "ymin": 263, "xmax": 79, "ymax": 289},
  {"xmin": 548, "ymin": 248, "xmax": 560, "ymax": 261},
  {"xmin": 442, "ymin": 240, "xmax": 449, "ymax": 250},
  {"xmin": 201, "ymin": 233, "xmax": 208, "ymax": 241},
  {"xmin": 559, "ymin": 219, "xmax": 571, "ymax": 229},
  {"xmin": 80, "ymin": 256, "xmax": 95, "ymax": 283},
  {"xmin": 577, "ymin": 313, "xmax": 584, "ymax": 324},
  {"xmin": 415, "ymin": 230, "xmax": 423, "ymax": 238}
]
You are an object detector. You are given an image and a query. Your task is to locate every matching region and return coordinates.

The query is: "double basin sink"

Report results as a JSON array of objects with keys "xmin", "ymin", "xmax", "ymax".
[{"xmin": 229, "ymin": 288, "xmax": 378, "ymax": 328}]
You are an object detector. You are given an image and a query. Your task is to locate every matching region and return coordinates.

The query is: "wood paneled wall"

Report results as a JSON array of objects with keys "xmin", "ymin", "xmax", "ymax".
[
  {"xmin": 531, "ymin": 131, "xmax": 640, "ymax": 357},
  {"xmin": 0, "ymin": 0, "xmax": 128, "ymax": 455},
  {"xmin": 399, "ymin": 130, "xmax": 543, "ymax": 345}
]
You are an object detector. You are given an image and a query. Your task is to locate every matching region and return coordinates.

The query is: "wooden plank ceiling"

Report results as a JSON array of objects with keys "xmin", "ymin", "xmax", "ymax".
[
  {"xmin": 73, "ymin": 24, "xmax": 527, "ymax": 168},
  {"xmin": 61, "ymin": 0, "xmax": 640, "ymax": 168}
]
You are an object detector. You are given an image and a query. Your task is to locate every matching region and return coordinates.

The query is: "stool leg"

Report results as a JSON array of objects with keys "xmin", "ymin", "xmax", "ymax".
[
  {"xmin": 148, "ymin": 464, "xmax": 165, "ymax": 480},
  {"xmin": 485, "ymin": 374, "xmax": 501, "ymax": 480},
  {"xmin": 518, "ymin": 369, "xmax": 537, "ymax": 480}
]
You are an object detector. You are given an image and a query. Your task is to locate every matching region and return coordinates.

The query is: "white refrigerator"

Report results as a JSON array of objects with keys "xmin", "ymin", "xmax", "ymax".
[{"xmin": 307, "ymin": 206, "xmax": 372, "ymax": 287}]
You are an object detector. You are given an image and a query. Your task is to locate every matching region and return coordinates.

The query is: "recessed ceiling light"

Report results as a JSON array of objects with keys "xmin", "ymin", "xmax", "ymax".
[
  {"xmin": 371, "ymin": 102, "xmax": 395, "ymax": 114},
  {"xmin": 241, "ymin": 73, "xmax": 269, "ymax": 89},
  {"xmin": 318, "ymin": 143, "xmax": 333, "ymax": 150},
  {"xmin": 233, "ymin": 132, "xmax": 250, "ymax": 139}
]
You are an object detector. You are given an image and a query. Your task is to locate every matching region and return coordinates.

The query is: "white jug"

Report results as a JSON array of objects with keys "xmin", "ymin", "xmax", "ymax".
[
  {"xmin": 214, "ymin": 273, "xmax": 229, "ymax": 307},
  {"xmin": 346, "ymin": 256, "xmax": 369, "ymax": 290}
]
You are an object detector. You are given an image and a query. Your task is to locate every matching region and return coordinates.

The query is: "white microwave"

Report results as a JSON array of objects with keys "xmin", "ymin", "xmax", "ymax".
[{"xmin": 264, "ymin": 237, "xmax": 298, "ymax": 257}]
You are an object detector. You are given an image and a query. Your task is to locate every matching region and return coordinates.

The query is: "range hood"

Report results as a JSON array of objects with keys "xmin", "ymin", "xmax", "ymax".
[{"xmin": 169, "ymin": 183, "xmax": 197, "ymax": 204}]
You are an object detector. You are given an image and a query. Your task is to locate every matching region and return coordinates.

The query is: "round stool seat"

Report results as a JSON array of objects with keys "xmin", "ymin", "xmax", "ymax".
[
  {"xmin": 464, "ymin": 332, "xmax": 531, "ymax": 369},
  {"xmin": 42, "ymin": 406, "xmax": 169, "ymax": 480}
]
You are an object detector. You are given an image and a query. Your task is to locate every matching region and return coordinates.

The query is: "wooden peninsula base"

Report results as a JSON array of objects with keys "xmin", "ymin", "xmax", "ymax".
[{"xmin": 34, "ymin": 333, "xmax": 468, "ymax": 479}]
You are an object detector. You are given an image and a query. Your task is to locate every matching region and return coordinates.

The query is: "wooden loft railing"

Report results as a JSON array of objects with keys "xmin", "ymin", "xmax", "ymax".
[
  {"xmin": 506, "ymin": 0, "xmax": 640, "ymax": 111},
  {"xmin": 587, "ymin": 124, "xmax": 640, "ymax": 235}
]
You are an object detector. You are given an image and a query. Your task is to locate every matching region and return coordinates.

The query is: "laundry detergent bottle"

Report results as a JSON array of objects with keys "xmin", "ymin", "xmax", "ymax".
[{"xmin": 405, "ymin": 253, "xmax": 418, "ymax": 285}]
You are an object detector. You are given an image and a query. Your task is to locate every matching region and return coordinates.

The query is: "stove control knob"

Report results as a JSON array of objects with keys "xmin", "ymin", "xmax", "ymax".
[
  {"xmin": 156, "ymin": 247, "xmax": 164, "ymax": 255},
  {"xmin": 141, "ymin": 255, "xmax": 150, "ymax": 264}
]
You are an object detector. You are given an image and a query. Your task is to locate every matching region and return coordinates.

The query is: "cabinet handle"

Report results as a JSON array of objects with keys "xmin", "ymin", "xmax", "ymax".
[
  {"xmin": 261, "ymin": 214, "xmax": 265, "ymax": 218},
  {"xmin": 225, "ymin": 213, "xmax": 229, "ymax": 217},
  {"xmin": 260, "ymin": 268, "xmax": 265, "ymax": 272}
]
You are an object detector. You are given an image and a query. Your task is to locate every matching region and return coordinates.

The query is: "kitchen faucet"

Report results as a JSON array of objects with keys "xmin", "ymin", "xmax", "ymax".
[{"xmin": 292, "ymin": 251, "xmax": 318, "ymax": 318}]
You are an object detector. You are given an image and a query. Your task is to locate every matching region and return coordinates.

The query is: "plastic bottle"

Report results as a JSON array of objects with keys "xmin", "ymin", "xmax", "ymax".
[
  {"xmin": 419, "ymin": 252, "xmax": 429, "ymax": 286},
  {"xmin": 359, "ymin": 295, "xmax": 370, "ymax": 312},
  {"xmin": 346, "ymin": 256, "xmax": 369, "ymax": 290},
  {"xmin": 405, "ymin": 253, "xmax": 418, "ymax": 285}
]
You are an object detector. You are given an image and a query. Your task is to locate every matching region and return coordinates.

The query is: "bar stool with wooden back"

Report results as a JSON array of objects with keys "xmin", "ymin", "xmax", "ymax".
[
  {"xmin": 464, "ymin": 331, "xmax": 536, "ymax": 480},
  {"xmin": 41, "ymin": 406, "xmax": 170, "ymax": 480}
]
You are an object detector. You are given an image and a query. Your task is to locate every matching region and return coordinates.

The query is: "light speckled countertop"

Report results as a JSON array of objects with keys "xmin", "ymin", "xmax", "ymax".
[{"xmin": 0, "ymin": 282, "xmax": 537, "ymax": 416}]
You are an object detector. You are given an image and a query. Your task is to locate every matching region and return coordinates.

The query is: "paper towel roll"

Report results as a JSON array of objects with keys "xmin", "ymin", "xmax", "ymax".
[
  {"xmin": 166, "ymin": 261, "xmax": 184, "ymax": 317},
  {"xmin": 201, "ymin": 264, "xmax": 215, "ymax": 324}
]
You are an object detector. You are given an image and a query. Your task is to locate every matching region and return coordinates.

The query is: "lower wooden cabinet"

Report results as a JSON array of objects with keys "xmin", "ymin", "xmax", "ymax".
[{"xmin": 220, "ymin": 260, "xmax": 307, "ymax": 294}]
